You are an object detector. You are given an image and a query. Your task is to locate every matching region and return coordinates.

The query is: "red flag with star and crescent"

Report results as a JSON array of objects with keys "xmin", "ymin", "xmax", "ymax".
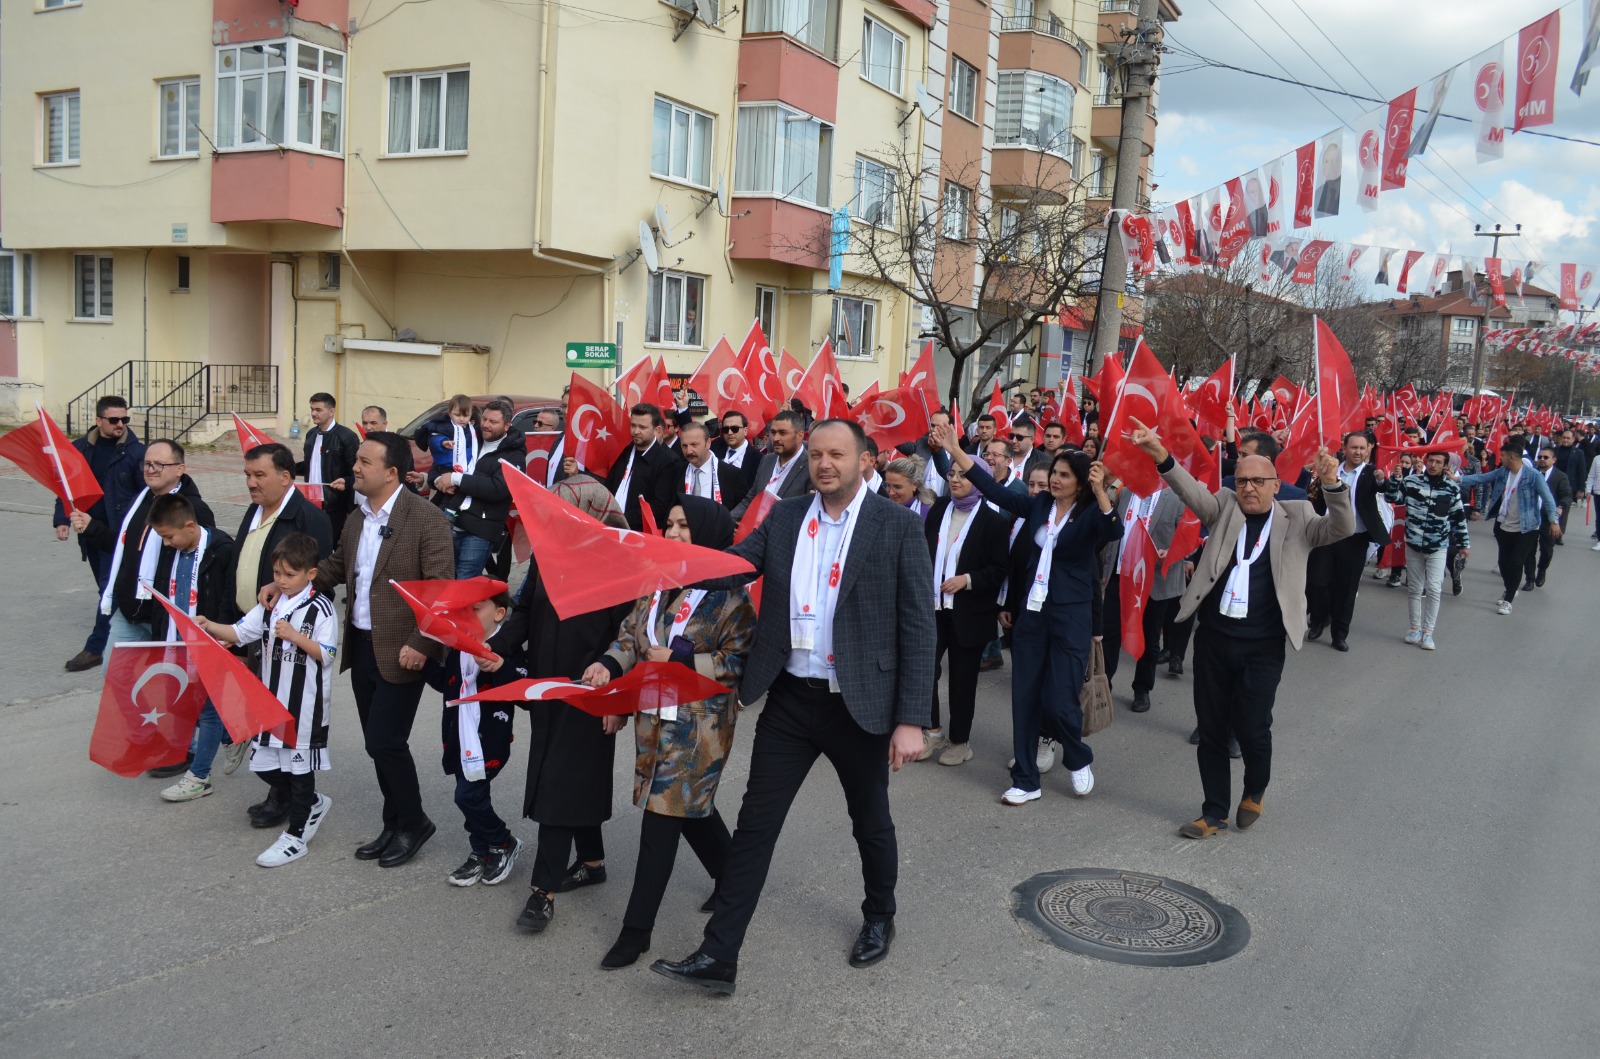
[
  {"xmin": 854, "ymin": 386, "xmax": 930, "ymax": 451},
  {"xmin": 89, "ymin": 641, "xmax": 210, "ymax": 777},
  {"xmin": 1101, "ymin": 340, "xmax": 1212, "ymax": 497},
  {"xmin": 792, "ymin": 339, "xmax": 849, "ymax": 421},
  {"xmin": 231, "ymin": 412, "xmax": 275, "ymax": 456},
  {"xmin": 150, "ymin": 589, "xmax": 298, "ymax": 746},
  {"xmin": 905, "ymin": 341, "xmax": 942, "ymax": 416},
  {"xmin": 0, "ymin": 404, "xmax": 104, "ymax": 513},
  {"xmin": 390, "ymin": 576, "xmax": 507, "ymax": 662},
  {"xmin": 1189, "ymin": 356, "xmax": 1234, "ymax": 438},
  {"xmin": 736, "ymin": 320, "xmax": 783, "ymax": 422},
  {"xmin": 1119, "ymin": 518, "xmax": 1158, "ymax": 660},
  {"xmin": 449, "ymin": 660, "xmax": 729, "ymax": 717},
  {"xmin": 984, "ymin": 381, "xmax": 1010, "ymax": 436},
  {"xmin": 689, "ymin": 335, "xmax": 767, "ymax": 436},
  {"xmin": 1314, "ymin": 316, "xmax": 1362, "ymax": 446},
  {"xmin": 564, "ymin": 371, "xmax": 630, "ymax": 475}
]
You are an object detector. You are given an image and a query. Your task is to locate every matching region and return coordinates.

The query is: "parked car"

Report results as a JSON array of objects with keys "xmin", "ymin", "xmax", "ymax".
[{"xmin": 400, "ymin": 394, "xmax": 562, "ymax": 486}]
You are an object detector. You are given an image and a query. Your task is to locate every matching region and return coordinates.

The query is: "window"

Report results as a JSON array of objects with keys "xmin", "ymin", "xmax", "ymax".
[
  {"xmin": 942, "ymin": 182, "xmax": 971, "ymax": 240},
  {"xmin": 1011, "ymin": 0, "xmax": 1035, "ymax": 17},
  {"xmin": 755, "ymin": 285, "xmax": 778, "ymax": 340},
  {"xmin": 646, "ymin": 270, "xmax": 705, "ymax": 346},
  {"xmin": 831, "ymin": 296, "xmax": 877, "ymax": 359},
  {"xmin": 745, "ymin": 0, "xmax": 838, "ymax": 56},
  {"xmin": 386, "ymin": 69, "xmax": 469, "ymax": 155},
  {"xmin": 667, "ymin": 0, "xmax": 719, "ymax": 22},
  {"xmin": 1077, "ymin": 40, "xmax": 1091, "ymax": 84},
  {"xmin": 949, "ymin": 58, "xmax": 978, "ymax": 122},
  {"xmin": 1088, "ymin": 150, "xmax": 1108, "ymax": 196},
  {"xmin": 42, "ymin": 0, "xmax": 81, "ymax": 8},
  {"xmin": 854, "ymin": 156, "xmax": 896, "ymax": 228},
  {"xmin": 74, "ymin": 253, "xmax": 113, "ymax": 320},
  {"xmin": 216, "ymin": 40, "xmax": 344, "ymax": 153},
  {"xmin": 651, "ymin": 97, "xmax": 713, "ymax": 187},
  {"xmin": 158, "ymin": 78, "xmax": 201, "ymax": 158},
  {"xmin": 1097, "ymin": 61, "xmax": 1117, "ymax": 105},
  {"xmin": 1068, "ymin": 136, "xmax": 1085, "ymax": 177},
  {"xmin": 0, "ymin": 251, "xmax": 37, "ymax": 318},
  {"xmin": 322, "ymin": 253, "xmax": 341, "ymax": 291},
  {"xmin": 995, "ymin": 71, "xmax": 1073, "ymax": 154},
  {"xmin": 734, "ymin": 104, "xmax": 833, "ymax": 208},
  {"xmin": 175, "ymin": 256, "xmax": 191, "ymax": 292},
  {"xmin": 861, "ymin": 17, "xmax": 906, "ymax": 95},
  {"xmin": 1451, "ymin": 317, "xmax": 1477, "ymax": 336},
  {"xmin": 41, "ymin": 91, "xmax": 80, "ymax": 165}
]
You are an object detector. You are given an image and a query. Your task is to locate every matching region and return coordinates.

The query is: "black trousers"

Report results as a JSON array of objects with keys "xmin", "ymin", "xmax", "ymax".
[
  {"xmin": 349, "ymin": 631, "xmax": 428, "ymax": 832},
  {"xmin": 932, "ymin": 610, "xmax": 983, "ymax": 744},
  {"xmin": 260, "ymin": 770, "xmax": 317, "ymax": 836},
  {"xmin": 623, "ymin": 809, "xmax": 732, "ymax": 932},
  {"xmin": 1101, "ymin": 575, "xmax": 1170, "ymax": 692},
  {"xmin": 454, "ymin": 766, "xmax": 511, "ymax": 855},
  {"xmin": 1306, "ymin": 534, "xmax": 1368, "ymax": 641},
  {"xmin": 1494, "ymin": 524, "xmax": 1539, "ymax": 601},
  {"xmin": 1192, "ymin": 626, "xmax": 1285, "ymax": 822},
  {"xmin": 701, "ymin": 674, "xmax": 896, "ymax": 963},
  {"xmin": 1163, "ymin": 609, "xmax": 1196, "ymax": 665},
  {"xmin": 529, "ymin": 824, "xmax": 606, "ymax": 893},
  {"xmin": 1523, "ymin": 522, "xmax": 1557, "ymax": 582}
]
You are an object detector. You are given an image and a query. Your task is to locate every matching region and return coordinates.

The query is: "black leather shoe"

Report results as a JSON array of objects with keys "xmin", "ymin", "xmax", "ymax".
[
  {"xmin": 355, "ymin": 829, "xmax": 398, "ymax": 860},
  {"xmin": 1154, "ymin": 649, "xmax": 1169, "ymax": 664},
  {"xmin": 1188, "ymin": 726, "xmax": 1201, "ymax": 746},
  {"xmin": 700, "ymin": 890, "xmax": 718, "ymax": 913},
  {"xmin": 1535, "ymin": 574, "xmax": 1546, "ymax": 587},
  {"xmin": 250, "ymin": 803, "xmax": 290, "ymax": 830},
  {"xmin": 555, "ymin": 861, "xmax": 607, "ymax": 892},
  {"xmin": 64, "ymin": 650, "xmax": 103, "ymax": 673},
  {"xmin": 600, "ymin": 928, "xmax": 652, "ymax": 969},
  {"xmin": 1167, "ymin": 658, "xmax": 1184, "ymax": 677},
  {"xmin": 1306, "ymin": 622, "xmax": 1326, "ymax": 642},
  {"xmin": 1130, "ymin": 690, "xmax": 1151, "ymax": 713},
  {"xmin": 518, "ymin": 889, "xmax": 554, "ymax": 932},
  {"xmin": 849, "ymin": 919, "xmax": 895, "ymax": 968},
  {"xmin": 146, "ymin": 757, "xmax": 193, "ymax": 779},
  {"xmin": 650, "ymin": 951, "xmax": 737, "ymax": 995},
  {"xmin": 1331, "ymin": 639, "xmax": 1350, "ymax": 652},
  {"xmin": 379, "ymin": 820, "xmax": 437, "ymax": 867},
  {"xmin": 1522, "ymin": 578, "xmax": 1537, "ymax": 592}
]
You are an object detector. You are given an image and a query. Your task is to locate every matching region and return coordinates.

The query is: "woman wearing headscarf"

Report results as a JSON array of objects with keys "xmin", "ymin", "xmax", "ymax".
[
  {"xmin": 933, "ymin": 422, "xmax": 1118, "ymax": 806},
  {"xmin": 510, "ymin": 474, "xmax": 636, "ymax": 934},
  {"xmin": 582, "ymin": 495, "xmax": 757, "ymax": 969},
  {"xmin": 883, "ymin": 455, "xmax": 937, "ymax": 521}
]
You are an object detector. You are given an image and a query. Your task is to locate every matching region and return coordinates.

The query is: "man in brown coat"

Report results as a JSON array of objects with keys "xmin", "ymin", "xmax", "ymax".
[{"xmin": 313, "ymin": 431, "xmax": 455, "ymax": 867}]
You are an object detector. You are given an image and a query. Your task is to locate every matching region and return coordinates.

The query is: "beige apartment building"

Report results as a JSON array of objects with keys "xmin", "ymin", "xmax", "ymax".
[{"xmin": 0, "ymin": 0, "xmax": 1173, "ymax": 436}]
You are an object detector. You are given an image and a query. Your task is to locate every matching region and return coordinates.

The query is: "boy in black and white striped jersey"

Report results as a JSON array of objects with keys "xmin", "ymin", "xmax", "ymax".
[{"xmin": 199, "ymin": 533, "xmax": 338, "ymax": 867}]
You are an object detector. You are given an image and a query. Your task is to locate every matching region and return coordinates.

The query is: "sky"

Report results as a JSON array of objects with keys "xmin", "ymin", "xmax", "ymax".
[{"xmin": 1151, "ymin": 0, "xmax": 1600, "ymax": 285}]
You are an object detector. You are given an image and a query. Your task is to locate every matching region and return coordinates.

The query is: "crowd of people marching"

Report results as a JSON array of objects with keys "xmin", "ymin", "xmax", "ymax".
[{"xmin": 39, "ymin": 374, "xmax": 1595, "ymax": 995}]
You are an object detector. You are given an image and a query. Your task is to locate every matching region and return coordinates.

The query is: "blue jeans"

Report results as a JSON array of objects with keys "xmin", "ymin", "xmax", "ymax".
[
  {"xmin": 189, "ymin": 702, "xmax": 228, "ymax": 780},
  {"xmin": 84, "ymin": 551, "xmax": 114, "ymax": 654},
  {"xmin": 452, "ymin": 529, "xmax": 494, "ymax": 580},
  {"xmin": 106, "ymin": 610, "xmax": 154, "ymax": 648}
]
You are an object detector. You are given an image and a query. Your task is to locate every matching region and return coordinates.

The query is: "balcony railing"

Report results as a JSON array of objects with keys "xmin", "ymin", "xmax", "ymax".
[
  {"xmin": 65, "ymin": 360, "xmax": 202, "ymax": 436},
  {"xmin": 1099, "ymin": 0, "xmax": 1138, "ymax": 12},
  {"xmin": 998, "ymin": 15, "xmax": 1084, "ymax": 48},
  {"xmin": 144, "ymin": 363, "xmax": 279, "ymax": 442}
]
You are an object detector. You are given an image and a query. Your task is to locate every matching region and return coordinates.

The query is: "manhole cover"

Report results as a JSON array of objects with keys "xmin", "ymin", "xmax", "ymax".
[{"xmin": 1011, "ymin": 868, "xmax": 1249, "ymax": 966}]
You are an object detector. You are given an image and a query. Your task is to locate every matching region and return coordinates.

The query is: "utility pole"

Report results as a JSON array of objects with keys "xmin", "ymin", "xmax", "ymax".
[
  {"xmin": 1469, "ymin": 222, "xmax": 1520, "ymax": 395},
  {"xmin": 1087, "ymin": 0, "xmax": 1162, "ymax": 378},
  {"xmin": 1567, "ymin": 305, "xmax": 1591, "ymax": 416}
]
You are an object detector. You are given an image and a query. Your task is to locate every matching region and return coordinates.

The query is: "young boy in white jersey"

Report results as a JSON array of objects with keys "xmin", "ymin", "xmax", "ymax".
[{"xmin": 198, "ymin": 533, "xmax": 338, "ymax": 867}]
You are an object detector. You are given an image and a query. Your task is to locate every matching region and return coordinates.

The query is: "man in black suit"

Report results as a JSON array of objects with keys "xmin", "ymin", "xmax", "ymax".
[
  {"xmin": 604, "ymin": 403, "xmax": 685, "ymax": 531},
  {"xmin": 678, "ymin": 421, "xmax": 748, "ymax": 511},
  {"xmin": 729, "ymin": 410, "xmax": 811, "ymax": 522},
  {"xmin": 1306, "ymin": 432, "xmax": 1386, "ymax": 651},
  {"xmin": 428, "ymin": 398, "xmax": 526, "ymax": 578},
  {"xmin": 961, "ymin": 413, "xmax": 997, "ymax": 456},
  {"xmin": 652, "ymin": 419, "xmax": 935, "ymax": 995},
  {"xmin": 1007, "ymin": 419, "xmax": 1051, "ymax": 482},
  {"xmin": 710, "ymin": 411, "xmax": 763, "ymax": 491},
  {"xmin": 296, "ymin": 391, "xmax": 361, "ymax": 541},
  {"xmin": 1526, "ymin": 446, "xmax": 1573, "ymax": 588}
]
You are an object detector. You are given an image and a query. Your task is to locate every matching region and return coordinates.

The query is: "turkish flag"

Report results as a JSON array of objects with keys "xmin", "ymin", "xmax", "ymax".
[
  {"xmin": 89, "ymin": 642, "xmax": 209, "ymax": 777},
  {"xmin": 231, "ymin": 412, "xmax": 275, "ymax": 455},
  {"xmin": 390, "ymin": 576, "xmax": 506, "ymax": 662},
  {"xmin": 905, "ymin": 341, "xmax": 942, "ymax": 416},
  {"xmin": 778, "ymin": 348, "xmax": 807, "ymax": 401},
  {"xmin": 689, "ymin": 335, "xmax": 767, "ymax": 436},
  {"xmin": 792, "ymin": 339, "xmax": 848, "ymax": 421},
  {"xmin": 736, "ymin": 320, "xmax": 783, "ymax": 421},
  {"xmin": 984, "ymin": 380, "xmax": 1010, "ymax": 436},
  {"xmin": 1382, "ymin": 88, "xmax": 1417, "ymax": 191},
  {"xmin": 450, "ymin": 660, "xmax": 729, "ymax": 717},
  {"xmin": 1293, "ymin": 141, "xmax": 1315, "ymax": 228},
  {"xmin": 1275, "ymin": 393, "xmax": 1321, "ymax": 484},
  {"xmin": 1118, "ymin": 519, "xmax": 1157, "ymax": 660},
  {"xmin": 616, "ymin": 355, "xmax": 662, "ymax": 410},
  {"xmin": 522, "ymin": 430, "xmax": 559, "ymax": 484},
  {"xmin": 1057, "ymin": 378, "xmax": 1084, "ymax": 445},
  {"xmin": 1189, "ymin": 356, "xmax": 1234, "ymax": 438},
  {"xmin": 0, "ymin": 404, "xmax": 104, "ymax": 513},
  {"xmin": 293, "ymin": 483, "xmax": 325, "ymax": 508},
  {"xmin": 1514, "ymin": 12, "xmax": 1560, "ymax": 131},
  {"xmin": 1161, "ymin": 509, "xmax": 1202, "ymax": 576},
  {"xmin": 1102, "ymin": 340, "xmax": 1211, "ymax": 497},
  {"xmin": 851, "ymin": 380, "xmax": 881, "ymax": 410},
  {"xmin": 735, "ymin": 488, "xmax": 778, "ymax": 544},
  {"xmin": 1314, "ymin": 317, "xmax": 1361, "ymax": 445},
  {"xmin": 150, "ymin": 590, "xmax": 297, "ymax": 746},
  {"xmin": 1267, "ymin": 376, "xmax": 1303, "ymax": 419},
  {"xmin": 564, "ymin": 371, "xmax": 630, "ymax": 475},
  {"xmin": 502, "ymin": 464, "xmax": 754, "ymax": 620},
  {"xmin": 855, "ymin": 386, "xmax": 930, "ymax": 452}
]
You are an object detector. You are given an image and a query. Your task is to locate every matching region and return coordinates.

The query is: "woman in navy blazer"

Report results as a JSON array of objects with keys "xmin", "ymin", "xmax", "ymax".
[{"xmin": 936, "ymin": 422, "xmax": 1119, "ymax": 805}]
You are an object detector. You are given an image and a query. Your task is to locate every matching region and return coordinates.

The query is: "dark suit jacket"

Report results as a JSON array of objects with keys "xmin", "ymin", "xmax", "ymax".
[
  {"xmin": 1542, "ymin": 467, "xmax": 1573, "ymax": 516},
  {"xmin": 724, "ymin": 490, "xmax": 935, "ymax": 733},
  {"xmin": 681, "ymin": 457, "xmax": 749, "ymax": 512},
  {"xmin": 729, "ymin": 450, "xmax": 812, "ymax": 522},
  {"xmin": 232, "ymin": 490, "xmax": 334, "ymax": 595},
  {"xmin": 710, "ymin": 438, "xmax": 764, "ymax": 490},
  {"xmin": 148, "ymin": 528, "xmax": 239, "ymax": 637},
  {"xmin": 314, "ymin": 487, "xmax": 455, "ymax": 683},
  {"xmin": 297, "ymin": 423, "xmax": 361, "ymax": 513},
  {"xmin": 606, "ymin": 441, "xmax": 685, "ymax": 531},
  {"xmin": 924, "ymin": 498, "xmax": 1011, "ymax": 647},
  {"xmin": 428, "ymin": 424, "xmax": 527, "ymax": 545},
  {"xmin": 1311, "ymin": 463, "xmax": 1384, "ymax": 544}
]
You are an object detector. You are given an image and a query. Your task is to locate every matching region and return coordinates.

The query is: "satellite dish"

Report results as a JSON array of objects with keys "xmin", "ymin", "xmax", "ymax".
[
  {"xmin": 638, "ymin": 220, "xmax": 660, "ymax": 273},
  {"xmin": 914, "ymin": 82, "xmax": 935, "ymax": 114},
  {"xmin": 716, "ymin": 174, "xmax": 727, "ymax": 217},
  {"xmin": 655, "ymin": 203, "xmax": 675, "ymax": 246}
]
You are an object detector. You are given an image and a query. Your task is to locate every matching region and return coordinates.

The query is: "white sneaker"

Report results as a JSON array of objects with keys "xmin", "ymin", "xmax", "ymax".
[
  {"xmin": 1000, "ymin": 787, "xmax": 1042, "ymax": 806},
  {"xmin": 1496, "ymin": 599, "xmax": 1513, "ymax": 615},
  {"xmin": 1420, "ymin": 632, "xmax": 1436, "ymax": 651},
  {"xmin": 1403, "ymin": 628, "xmax": 1422, "ymax": 645},
  {"xmin": 1591, "ymin": 540, "xmax": 1600, "ymax": 551},
  {"xmin": 301, "ymin": 794, "xmax": 332, "ymax": 842},
  {"xmin": 1069, "ymin": 764, "xmax": 1095, "ymax": 797},
  {"xmin": 255, "ymin": 831, "xmax": 308, "ymax": 868},
  {"xmin": 221, "ymin": 738, "xmax": 252, "ymax": 776},
  {"xmin": 159, "ymin": 771, "xmax": 213, "ymax": 802},
  {"xmin": 1036, "ymin": 738, "xmax": 1057, "ymax": 774}
]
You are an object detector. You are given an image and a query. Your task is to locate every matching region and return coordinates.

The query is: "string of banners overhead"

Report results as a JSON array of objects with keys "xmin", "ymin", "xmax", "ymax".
[
  {"xmin": 1110, "ymin": 3, "xmax": 1600, "ymax": 308},
  {"xmin": 1486, "ymin": 320, "xmax": 1600, "ymax": 374}
]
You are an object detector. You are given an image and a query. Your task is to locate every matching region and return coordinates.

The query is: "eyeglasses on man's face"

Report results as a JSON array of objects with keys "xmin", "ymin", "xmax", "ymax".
[
  {"xmin": 143, "ymin": 461, "xmax": 181, "ymax": 472},
  {"xmin": 722, "ymin": 425, "xmax": 743, "ymax": 434},
  {"xmin": 100, "ymin": 415, "xmax": 132, "ymax": 425},
  {"xmin": 1236, "ymin": 476, "xmax": 1278, "ymax": 489}
]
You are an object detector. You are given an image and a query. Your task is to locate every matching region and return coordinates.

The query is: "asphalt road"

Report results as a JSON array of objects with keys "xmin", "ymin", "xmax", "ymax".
[{"xmin": 0, "ymin": 465, "xmax": 1595, "ymax": 1058}]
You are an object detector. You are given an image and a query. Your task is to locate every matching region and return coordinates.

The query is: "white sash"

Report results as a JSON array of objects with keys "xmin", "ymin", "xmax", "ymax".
[
  {"xmin": 932, "ymin": 503, "xmax": 976, "ymax": 609},
  {"xmin": 766, "ymin": 453, "xmax": 797, "ymax": 496},
  {"xmin": 643, "ymin": 588, "xmax": 707, "ymax": 721},
  {"xmin": 308, "ymin": 430, "xmax": 325, "ymax": 486},
  {"xmin": 457, "ymin": 433, "xmax": 500, "ymax": 513},
  {"xmin": 1027, "ymin": 503, "xmax": 1073, "ymax": 611},
  {"xmin": 100, "ymin": 485, "xmax": 151, "ymax": 615},
  {"xmin": 1220, "ymin": 509, "xmax": 1273, "ymax": 618},
  {"xmin": 162, "ymin": 527, "xmax": 212, "ymax": 641},
  {"xmin": 789, "ymin": 487, "xmax": 868, "ymax": 692},
  {"xmin": 616, "ymin": 446, "xmax": 640, "ymax": 511}
]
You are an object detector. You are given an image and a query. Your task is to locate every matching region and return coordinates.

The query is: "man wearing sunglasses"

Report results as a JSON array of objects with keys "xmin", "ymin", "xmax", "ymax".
[
  {"xmin": 54, "ymin": 396, "xmax": 146, "ymax": 672},
  {"xmin": 710, "ymin": 411, "xmax": 763, "ymax": 491}
]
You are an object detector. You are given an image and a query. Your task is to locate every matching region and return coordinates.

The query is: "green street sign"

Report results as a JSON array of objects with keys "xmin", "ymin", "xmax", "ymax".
[{"xmin": 565, "ymin": 341, "xmax": 618, "ymax": 368}]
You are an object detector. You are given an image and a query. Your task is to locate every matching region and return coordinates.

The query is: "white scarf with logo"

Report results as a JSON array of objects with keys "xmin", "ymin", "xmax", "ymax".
[
  {"xmin": 1027, "ymin": 503, "xmax": 1074, "ymax": 611},
  {"xmin": 1219, "ymin": 509, "xmax": 1273, "ymax": 619},
  {"xmin": 101, "ymin": 486, "xmax": 153, "ymax": 615},
  {"xmin": 643, "ymin": 588, "xmax": 707, "ymax": 721},
  {"xmin": 161, "ymin": 527, "xmax": 212, "ymax": 641},
  {"xmin": 932, "ymin": 503, "xmax": 976, "ymax": 609},
  {"xmin": 454, "ymin": 621, "xmax": 500, "ymax": 782},
  {"xmin": 789, "ymin": 487, "xmax": 868, "ymax": 691}
]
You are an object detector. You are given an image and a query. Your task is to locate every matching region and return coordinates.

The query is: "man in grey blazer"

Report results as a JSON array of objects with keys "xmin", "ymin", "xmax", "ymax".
[
  {"xmin": 729, "ymin": 409, "xmax": 812, "ymax": 522},
  {"xmin": 653, "ymin": 418, "xmax": 936, "ymax": 995}
]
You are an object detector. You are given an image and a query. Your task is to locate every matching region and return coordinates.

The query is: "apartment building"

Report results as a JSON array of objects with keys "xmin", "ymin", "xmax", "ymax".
[{"xmin": 0, "ymin": 0, "xmax": 1172, "ymax": 435}]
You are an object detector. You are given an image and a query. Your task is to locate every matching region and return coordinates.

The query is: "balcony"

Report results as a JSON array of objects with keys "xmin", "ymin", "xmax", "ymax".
[
  {"xmin": 738, "ymin": 34, "xmax": 840, "ymax": 123},
  {"xmin": 992, "ymin": 146, "xmax": 1074, "ymax": 206},
  {"xmin": 211, "ymin": 151, "xmax": 344, "ymax": 227},
  {"xmin": 728, "ymin": 197, "xmax": 829, "ymax": 269},
  {"xmin": 998, "ymin": 17, "xmax": 1084, "ymax": 84}
]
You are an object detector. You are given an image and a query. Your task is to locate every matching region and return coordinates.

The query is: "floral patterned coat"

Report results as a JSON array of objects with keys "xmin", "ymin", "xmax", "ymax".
[{"xmin": 603, "ymin": 586, "xmax": 756, "ymax": 818}]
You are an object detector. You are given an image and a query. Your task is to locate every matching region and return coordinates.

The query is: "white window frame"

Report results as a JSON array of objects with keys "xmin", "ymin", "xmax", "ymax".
[
  {"xmin": 734, "ymin": 102, "xmax": 834, "ymax": 209},
  {"xmin": 40, "ymin": 91, "xmax": 80, "ymax": 166},
  {"xmin": 651, "ymin": 96, "xmax": 714, "ymax": 189},
  {"xmin": 995, "ymin": 70, "xmax": 1074, "ymax": 155},
  {"xmin": 949, "ymin": 57, "xmax": 979, "ymax": 122},
  {"xmin": 158, "ymin": 78, "xmax": 201, "ymax": 159},
  {"xmin": 1451, "ymin": 317, "xmax": 1476, "ymax": 336},
  {"xmin": 215, "ymin": 39, "xmax": 344, "ymax": 156},
  {"xmin": 73, "ymin": 253, "xmax": 113, "ymax": 321},
  {"xmin": 646, "ymin": 270, "xmax": 707, "ymax": 348},
  {"xmin": 744, "ymin": 0, "xmax": 838, "ymax": 56},
  {"xmin": 41, "ymin": 0, "xmax": 82, "ymax": 9},
  {"xmin": 0, "ymin": 250, "xmax": 38, "ymax": 319},
  {"xmin": 385, "ymin": 68, "xmax": 470, "ymax": 156},
  {"xmin": 861, "ymin": 17, "xmax": 906, "ymax": 96},
  {"xmin": 942, "ymin": 182, "xmax": 972, "ymax": 241},
  {"xmin": 853, "ymin": 155, "xmax": 897, "ymax": 230},
  {"xmin": 755, "ymin": 285, "xmax": 778, "ymax": 340},
  {"xmin": 830, "ymin": 296, "xmax": 877, "ymax": 360}
]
